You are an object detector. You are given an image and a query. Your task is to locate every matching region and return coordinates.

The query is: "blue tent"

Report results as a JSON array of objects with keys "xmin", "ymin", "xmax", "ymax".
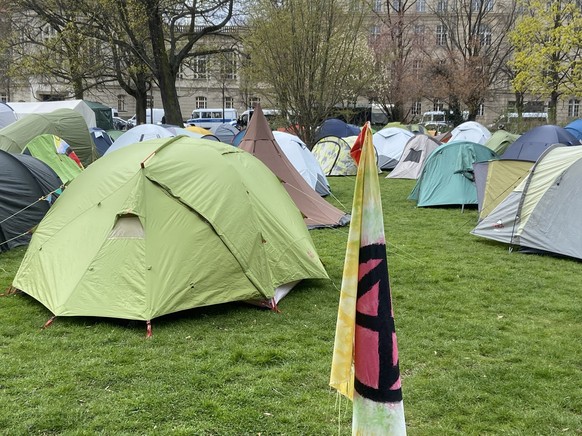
[
  {"xmin": 565, "ymin": 119, "xmax": 582, "ymax": 140},
  {"xmin": 314, "ymin": 119, "xmax": 360, "ymax": 142},
  {"xmin": 501, "ymin": 125, "xmax": 579, "ymax": 162},
  {"xmin": 232, "ymin": 129, "xmax": 246, "ymax": 147},
  {"xmin": 90, "ymin": 128, "xmax": 114, "ymax": 157}
]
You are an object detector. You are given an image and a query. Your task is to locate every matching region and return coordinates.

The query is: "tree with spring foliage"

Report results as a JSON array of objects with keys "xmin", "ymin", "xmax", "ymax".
[
  {"xmin": 510, "ymin": 0, "xmax": 582, "ymax": 124},
  {"xmin": 4, "ymin": 2, "xmax": 116, "ymax": 100},
  {"xmin": 244, "ymin": 0, "xmax": 374, "ymax": 147}
]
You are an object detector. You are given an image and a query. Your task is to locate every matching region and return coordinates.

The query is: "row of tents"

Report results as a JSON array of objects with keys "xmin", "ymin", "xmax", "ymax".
[
  {"xmin": 2, "ymin": 104, "xmax": 353, "ymax": 329},
  {"xmin": 308, "ymin": 116, "xmax": 582, "ymax": 262},
  {"xmin": 4, "ymin": 104, "xmax": 582, "ymax": 329}
]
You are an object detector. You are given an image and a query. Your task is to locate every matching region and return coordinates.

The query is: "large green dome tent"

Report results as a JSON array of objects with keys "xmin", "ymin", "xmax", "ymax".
[{"xmin": 13, "ymin": 137, "xmax": 328, "ymax": 325}]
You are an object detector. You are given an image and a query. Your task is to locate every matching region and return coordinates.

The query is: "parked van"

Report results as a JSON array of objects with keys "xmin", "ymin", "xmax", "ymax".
[
  {"xmin": 237, "ymin": 109, "xmax": 280, "ymax": 128},
  {"xmin": 187, "ymin": 108, "xmax": 238, "ymax": 129},
  {"xmin": 127, "ymin": 108, "xmax": 165, "ymax": 127}
]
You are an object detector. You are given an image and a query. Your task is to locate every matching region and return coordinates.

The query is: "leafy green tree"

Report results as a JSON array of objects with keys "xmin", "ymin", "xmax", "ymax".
[
  {"xmin": 510, "ymin": 0, "xmax": 582, "ymax": 124},
  {"xmin": 244, "ymin": 0, "xmax": 374, "ymax": 147},
  {"xmin": 5, "ymin": 1, "xmax": 116, "ymax": 100}
]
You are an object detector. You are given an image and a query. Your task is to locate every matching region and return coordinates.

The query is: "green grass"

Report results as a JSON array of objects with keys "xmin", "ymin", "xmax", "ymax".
[{"xmin": 1, "ymin": 176, "xmax": 581, "ymax": 435}]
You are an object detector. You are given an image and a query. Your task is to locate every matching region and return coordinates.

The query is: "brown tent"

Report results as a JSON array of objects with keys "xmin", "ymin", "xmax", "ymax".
[{"xmin": 239, "ymin": 105, "xmax": 350, "ymax": 229}]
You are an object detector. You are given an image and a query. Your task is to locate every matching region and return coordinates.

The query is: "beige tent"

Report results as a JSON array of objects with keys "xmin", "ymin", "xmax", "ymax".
[{"xmin": 239, "ymin": 105, "xmax": 350, "ymax": 229}]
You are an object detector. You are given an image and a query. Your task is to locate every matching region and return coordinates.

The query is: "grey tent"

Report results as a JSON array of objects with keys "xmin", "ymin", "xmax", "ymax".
[
  {"xmin": 0, "ymin": 150, "xmax": 62, "ymax": 252},
  {"xmin": 472, "ymin": 144, "xmax": 582, "ymax": 259},
  {"xmin": 210, "ymin": 123, "xmax": 240, "ymax": 144},
  {"xmin": 387, "ymin": 134, "xmax": 441, "ymax": 179}
]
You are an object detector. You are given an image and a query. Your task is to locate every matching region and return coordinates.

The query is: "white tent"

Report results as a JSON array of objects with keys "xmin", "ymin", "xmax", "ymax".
[
  {"xmin": 273, "ymin": 131, "xmax": 331, "ymax": 196},
  {"xmin": 105, "ymin": 125, "xmax": 174, "ymax": 155},
  {"xmin": 448, "ymin": 121, "xmax": 491, "ymax": 145},
  {"xmin": 0, "ymin": 102, "xmax": 17, "ymax": 129},
  {"xmin": 372, "ymin": 127, "xmax": 415, "ymax": 170},
  {"xmin": 7, "ymin": 100, "xmax": 97, "ymax": 128}
]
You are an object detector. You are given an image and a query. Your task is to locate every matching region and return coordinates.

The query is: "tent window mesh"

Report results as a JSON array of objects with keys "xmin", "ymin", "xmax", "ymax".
[
  {"xmin": 108, "ymin": 215, "xmax": 144, "ymax": 239},
  {"xmin": 404, "ymin": 149, "xmax": 423, "ymax": 163}
]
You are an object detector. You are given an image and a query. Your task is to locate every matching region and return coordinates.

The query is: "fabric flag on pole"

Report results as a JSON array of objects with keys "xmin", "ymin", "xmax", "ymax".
[{"xmin": 330, "ymin": 122, "xmax": 406, "ymax": 435}]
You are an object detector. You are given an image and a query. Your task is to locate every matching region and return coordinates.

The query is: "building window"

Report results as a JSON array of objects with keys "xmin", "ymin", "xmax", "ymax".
[
  {"xmin": 195, "ymin": 96, "xmax": 207, "ymax": 109},
  {"xmin": 220, "ymin": 52, "xmax": 237, "ymax": 80},
  {"xmin": 478, "ymin": 103, "xmax": 485, "ymax": 116},
  {"xmin": 392, "ymin": 0, "xmax": 401, "ymax": 11},
  {"xmin": 372, "ymin": 0, "xmax": 382, "ymax": 12},
  {"xmin": 412, "ymin": 59, "xmax": 423, "ymax": 78},
  {"xmin": 414, "ymin": 24, "xmax": 425, "ymax": 45},
  {"xmin": 433, "ymin": 99, "xmax": 444, "ymax": 111},
  {"xmin": 436, "ymin": 0, "xmax": 448, "ymax": 13},
  {"xmin": 568, "ymin": 99, "xmax": 580, "ymax": 117},
  {"xmin": 475, "ymin": 0, "xmax": 494, "ymax": 11},
  {"xmin": 370, "ymin": 25, "xmax": 381, "ymax": 41},
  {"xmin": 193, "ymin": 55, "xmax": 208, "ymax": 80},
  {"xmin": 479, "ymin": 25, "xmax": 492, "ymax": 46},
  {"xmin": 436, "ymin": 24, "xmax": 447, "ymax": 46},
  {"xmin": 249, "ymin": 96, "xmax": 261, "ymax": 108},
  {"xmin": 224, "ymin": 96, "xmax": 234, "ymax": 109},
  {"xmin": 117, "ymin": 94, "xmax": 126, "ymax": 112},
  {"xmin": 416, "ymin": 0, "xmax": 426, "ymax": 12},
  {"xmin": 412, "ymin": 100, "xmax": 422, "ymax": 116}
]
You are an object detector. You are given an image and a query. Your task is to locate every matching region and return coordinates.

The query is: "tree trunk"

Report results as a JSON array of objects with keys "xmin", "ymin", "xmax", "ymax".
[
  {"xmin": 548, "ymin": 91, "xmax": 559, "ymax": 125},
  {"xmin": 146, "ymin": 5, "xmax": 182, "ymax": 126}
]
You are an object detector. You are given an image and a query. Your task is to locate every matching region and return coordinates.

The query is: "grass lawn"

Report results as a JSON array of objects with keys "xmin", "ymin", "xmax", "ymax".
[{"xmin": 1, "ymin": 175, "xmax": 581, "ymax": 435}]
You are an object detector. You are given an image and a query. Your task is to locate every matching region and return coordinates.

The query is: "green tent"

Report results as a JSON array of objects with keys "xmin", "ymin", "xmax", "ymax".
[
  {"xmin": 86, "ymin": 100, "xmax": 114, "ymax": 130},
  {"xmin": 13, "ymin": 136, "xmax": 328, "ymax": 322},
  {"xmin": 0, "ymin": 109, "xmax": 97, "ymax": 166},
  {"xmin": 23, "ymin": 134, "xmax": 83, "ymax": 185},
  {"xmin": 408, "ymin": 140, "xmax": 498, "ymax": 207},
  {"xmin": 484, "ymin": 130, "xmax": 520, "ymax": 155}
]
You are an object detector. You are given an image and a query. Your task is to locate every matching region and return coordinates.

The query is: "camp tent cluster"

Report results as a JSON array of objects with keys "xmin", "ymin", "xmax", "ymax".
[
  {"xmin": 5, "ymin": 98, "xmax": 582, "ymax": 331},
  {"xmin": 3, "ymin": 103, "xmax": 353, "ymax": 329}
]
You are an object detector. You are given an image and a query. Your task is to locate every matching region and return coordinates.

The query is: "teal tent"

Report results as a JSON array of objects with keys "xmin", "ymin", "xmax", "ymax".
[{"xmin": 408, "ymin": 141, "xmax": 498, "ymax": 207}]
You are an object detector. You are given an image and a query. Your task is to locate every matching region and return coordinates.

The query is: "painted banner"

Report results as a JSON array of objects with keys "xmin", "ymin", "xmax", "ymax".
[{"xmin": 330, "ymin": 122, "xmax": 406, "ymax": 435}]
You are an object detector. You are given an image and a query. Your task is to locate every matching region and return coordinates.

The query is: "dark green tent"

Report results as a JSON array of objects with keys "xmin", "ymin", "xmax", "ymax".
[{"xmin": 86, "ymin": 101, "xmax": 114, "ymax": 131}]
